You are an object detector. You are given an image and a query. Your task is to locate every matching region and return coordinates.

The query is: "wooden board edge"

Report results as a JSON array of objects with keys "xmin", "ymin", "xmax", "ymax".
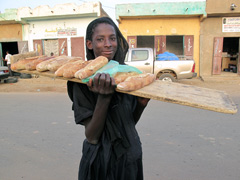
[{"xmin": 13, "ymin": 70, "xmax": 238, "ymax": 114}]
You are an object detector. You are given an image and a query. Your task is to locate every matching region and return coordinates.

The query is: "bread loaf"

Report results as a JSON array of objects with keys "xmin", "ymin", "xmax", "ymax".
[
  {"xmin": 11, "ymin": 59, "xmax": 35, "ymax": 70},
  {"xmin": 114, "ymin": 72, "xmax": 139, "ymax": 84},
  {"xmin": 55, "ymin": 60, "xmax": 86, "ymax": 77},
  {"xmin": 60, "ymin": 60, "xmax": 91, "ymax": 78},
  {"xmin": 47, "ymin": 56, "xmax": 81, "ymax": 72},
  {"xmin": 117, "ymin": 73, "xmax": 155, "ymax": 91},
  {"xmin": 25, "ymin": 55, "xmax": 46, "ymax": 60},
  {"xmin": 36, "ymin": 56, "xmax": 64, "ymax": 72},
  {"xmin": 25, "ymin": 56, "xmax": 55, "ymax": 71},
  {"xmin": 74, "ymin": 56, "xmax": 108, "ymax": 79}
]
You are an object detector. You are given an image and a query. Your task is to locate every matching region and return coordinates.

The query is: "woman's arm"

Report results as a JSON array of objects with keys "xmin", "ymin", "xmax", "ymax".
[
  {"xmin": 83, "ymin": 73, "xmax": 116, "ymax": 144},
  {"xmin": 133, "ymin": 97, "xmax": 150, "ymax": 124}
]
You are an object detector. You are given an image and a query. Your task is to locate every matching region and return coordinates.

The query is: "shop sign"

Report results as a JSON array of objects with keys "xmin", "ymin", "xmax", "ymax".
[
  {"xmin": 57, "ymin": 28, "xmax": 77, "ymax": 36},
  {"xmin": 222, "ymin": 17, "xmax": 240, "ymax": 32},
  {"xmin": 44, "ymin": 27, "xmax": 77, "ymax": 37}
]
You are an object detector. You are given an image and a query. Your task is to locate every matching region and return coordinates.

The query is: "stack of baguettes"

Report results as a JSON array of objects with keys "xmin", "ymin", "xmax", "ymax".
[{"xmin": 11, "ymin": 55, "xmax": 155, "ymax": 91}]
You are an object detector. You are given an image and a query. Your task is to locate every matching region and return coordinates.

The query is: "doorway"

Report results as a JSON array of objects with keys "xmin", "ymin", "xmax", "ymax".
[
  {"xmin": 222, "ymin": 37, "xmax": 239, "ymax": 73},
  {"xmin": 1, "ymin": 42, "xmax": 19, "ymax": 66},
  {"xmin": 137, "ymin": 36, "xmax": 154, "ymax": 49},
  {"xmin": 212, "ymin": 37, "xmax": 240, "ymax": 75}
]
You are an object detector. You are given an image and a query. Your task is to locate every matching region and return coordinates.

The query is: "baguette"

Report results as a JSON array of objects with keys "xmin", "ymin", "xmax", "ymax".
[
  {"xmin": 36, "ymin": 56, "xmax": 65, "ymax": 72},
  {"xmin": 114, "ymin": 71, "xmax": 140, "ymax": 84},
  {"xmin": 47, "ymin": 57, "xmax": 81, "ymax": 72},
  {"xmin": 117, "ymin": 73, "xmax": 156, "ymax": 91},
  {"xmin": 55, "ymin": 60, "xmax": 85, "ymax": 77},
  {"xmin": 61, "ymin": 60, "xmax": 91, "ymax": 78},
  {"xmin": 25, "ymin": 56, "xmax": 55, "ymax": 71},
  {"xmin": 74, "ymin": 56, "xmax": 108, "ymax": 79},
  {"xmin": 11, "ymin": 58, "xmax": 36, "ymax": 70},
  {"xmin": 25, "ymin": 55, "xmax": 46, "ymax": 60}
]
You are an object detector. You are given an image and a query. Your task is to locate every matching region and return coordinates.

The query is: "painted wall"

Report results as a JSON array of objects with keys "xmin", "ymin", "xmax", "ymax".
[
  {"xmin": 18, "ymin": 2, "xmax": 107, "ymax": 19},
  {"xmin": 119, "ymin": 17, "xmax": 201, "ymax": 76},
  {"xmin": 116, "ymin": 1, "xmax": 206, "ymax": 20},
  {"xmin": 0, "ymin": 8, "xmax": 22, "ymax": 42},
  {"xmin": 0, "ymin": 24, "xmax": 22, "ymax": 42},
  {"xmin": 206, "ymin": 0, "xmax": 239, "ymax": 15}
]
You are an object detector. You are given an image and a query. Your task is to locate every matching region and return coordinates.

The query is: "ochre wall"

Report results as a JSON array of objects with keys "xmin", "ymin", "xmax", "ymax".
[
  {"xmin": 119, "ymin": 17, "xmax": 201, "ymax": 76},
  {"xmin": 0, "ymin": 24, "xmax": 22, "ymax": 41}
]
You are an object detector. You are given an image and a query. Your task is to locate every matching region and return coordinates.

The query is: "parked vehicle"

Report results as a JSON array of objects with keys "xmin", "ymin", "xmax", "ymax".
[
  {"xmin": 124, "ymin": 48, "xmax": 197, "ymax": 82},
  {"xmin": 0, "ymin": 66, "xmax": 10, "ymax": 81},
  {"xmin": 0, "ymin": 66, "xmax": 18, "ymax": 83}
]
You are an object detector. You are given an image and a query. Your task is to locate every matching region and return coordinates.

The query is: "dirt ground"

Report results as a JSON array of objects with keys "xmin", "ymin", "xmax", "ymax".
[
  {"xmin": 0, "ymin": 75, "xmax": 240, "ymax": 97},
  {"xmin": 0, "ymin": 76, "xmax": 67, "ymax": 93}
]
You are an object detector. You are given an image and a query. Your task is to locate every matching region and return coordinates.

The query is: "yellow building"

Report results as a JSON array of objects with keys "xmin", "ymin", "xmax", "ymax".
[{"xmin": 116, "ymin": 2, "xmax": 206, "ymax": 76}]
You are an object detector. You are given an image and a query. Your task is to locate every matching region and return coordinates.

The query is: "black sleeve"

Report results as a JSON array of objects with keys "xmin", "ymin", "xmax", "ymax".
[{"xmin": 67, "ymin": 81, "xmax": 96, "ymax": 125}]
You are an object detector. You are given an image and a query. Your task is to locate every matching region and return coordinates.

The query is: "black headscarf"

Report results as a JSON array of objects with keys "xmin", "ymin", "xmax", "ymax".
[{"xmin": 85, "ymin": 17, "xmax": 129, "ymax": 64}]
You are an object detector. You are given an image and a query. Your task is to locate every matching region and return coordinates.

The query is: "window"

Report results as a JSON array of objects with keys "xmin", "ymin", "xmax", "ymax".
[{"xmin": 131, "ymin": 50, "xmax": 148, "ymax": 61}]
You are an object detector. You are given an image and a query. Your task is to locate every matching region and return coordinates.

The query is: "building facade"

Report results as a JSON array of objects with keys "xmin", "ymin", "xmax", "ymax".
[
  {"xmin": 116, "ymin": 1, "xmax": 206, "ymax": 76},
  {"xmin": 0, "ymin": 2, "xmax": 108, "ymax": 61},
  {"xmin": 200, "ymin": 0, "xmax": 240, "ymax": 76},
  {"xmin": 0, "ymin": 9, "xmax": 27, "ymax": 66}
]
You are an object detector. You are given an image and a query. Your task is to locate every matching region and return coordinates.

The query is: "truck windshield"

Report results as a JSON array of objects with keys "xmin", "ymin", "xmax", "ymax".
[{"xmin": 131, "ymin": 50, "xmax": 148, "ymax": 61}]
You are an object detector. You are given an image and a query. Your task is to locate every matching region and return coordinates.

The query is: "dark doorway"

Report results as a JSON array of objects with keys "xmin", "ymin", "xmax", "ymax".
[
  {"xmin": 137, "ymin": 36, "xmax": 154, "ymax": 49},
  {"xmin": 223, "ymin": 37, "xmax": 239, "ymax": 55},
  {"xmin": 1, "ymin": 42, "xmax": 19, "ymax": 66},
  {"xmin": 222, "ymin": 37, "xmax": 239, "ymax": 73}
]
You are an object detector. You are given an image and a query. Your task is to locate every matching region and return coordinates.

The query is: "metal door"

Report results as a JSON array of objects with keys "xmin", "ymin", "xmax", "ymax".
[
  {"xmin": 58, "ymin": 38, "xmax": 68, "ymax": 56},
  {"xmin": 17, "ymin": 41, "xmax": 28, "ymax": 54},
  {"xmin": 71, "ymin": 37, "xmax": 85, "ymax": 59},
  {"xmin": 212, "ymin": 37, "xmax": 223, "ymax": 75},
  {"xmin": 184, "ymin": 35, "xmax": 194, "ymax": 59},
  {"xmin": 154, "ymin": 36, "xmax": 166, "ymax": 55},
  {"xmin": 44, "ymin": 39, "xmax": 58, "ymax": 56},
  {"xmin": 33, "ymin": 40, "xmax": 43, "ymax": 56},
  {"xmin": 127, "ymin": 36, "xmax": 137, "ymax": 48}
]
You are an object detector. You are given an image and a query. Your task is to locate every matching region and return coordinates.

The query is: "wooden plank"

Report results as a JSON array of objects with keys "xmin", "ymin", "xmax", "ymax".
[
  {"xmin": 212, "ymin": 37, "xmax": 223, "ymax": 75},
  {"xmin": 14, "ymin": 70, "xmax": 238, "ymax": 114}
]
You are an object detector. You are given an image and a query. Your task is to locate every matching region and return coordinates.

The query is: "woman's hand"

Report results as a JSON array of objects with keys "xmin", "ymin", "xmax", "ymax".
[{"xmin": 87, "ymin": 73, "xmax": 116, "ymax": 96}]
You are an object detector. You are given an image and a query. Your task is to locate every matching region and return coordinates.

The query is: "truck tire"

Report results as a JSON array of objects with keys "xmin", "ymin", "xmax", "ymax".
[
  {"xmin": 159, "ymin": 73, "xmax": 176, "ymax": 82},
  {"xmin": 4, "ymin": 77, "xmax": 18, "ymax": 83},
  {"xmin": 20, "ymin": 73, "xmax": 32, "ymax": 79}
]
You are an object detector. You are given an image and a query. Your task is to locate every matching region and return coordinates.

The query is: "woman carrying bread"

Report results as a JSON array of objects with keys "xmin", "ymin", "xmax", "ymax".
[{"xmin": 67, "ymin": 17, "xmax": 150, "ymax": 180}]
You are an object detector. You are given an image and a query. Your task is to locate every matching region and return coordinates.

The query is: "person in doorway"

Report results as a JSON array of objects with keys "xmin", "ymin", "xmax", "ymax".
[
  {"xmin": 4, "ymin": 51, "xmax": 13, "ymax": 76},
  {"xmin": 67, "ymin": 17, "xmax": 150, "ymax": 180}
]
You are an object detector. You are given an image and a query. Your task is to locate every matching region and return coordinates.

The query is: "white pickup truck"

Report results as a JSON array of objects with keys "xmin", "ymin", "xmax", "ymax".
[{"xmin": 124, "ymin": 48, "xmax": 197, "ymax": 82}]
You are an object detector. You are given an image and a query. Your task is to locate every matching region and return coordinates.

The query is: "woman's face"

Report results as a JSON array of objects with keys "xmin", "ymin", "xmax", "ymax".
[{"xmin": 87, "ymin": 23, "xmax": 118, "ymax": 60}]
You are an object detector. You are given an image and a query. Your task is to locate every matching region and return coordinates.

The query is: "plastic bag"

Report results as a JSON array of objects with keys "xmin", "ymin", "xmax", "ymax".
[{"xmin": 81, "ymin": 60, "xmax": 142, "ymax": 83}]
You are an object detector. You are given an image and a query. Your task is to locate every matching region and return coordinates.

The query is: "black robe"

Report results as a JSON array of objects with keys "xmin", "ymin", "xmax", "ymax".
[{"xmin": 67, "ymin": 81, "xmax": 143, "ymax": 180}]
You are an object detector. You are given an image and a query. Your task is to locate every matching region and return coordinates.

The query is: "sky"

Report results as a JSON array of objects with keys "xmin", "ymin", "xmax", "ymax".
[{"xmin": 0, "ymin": 0, "xmax": 205, "ymax": 23}]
